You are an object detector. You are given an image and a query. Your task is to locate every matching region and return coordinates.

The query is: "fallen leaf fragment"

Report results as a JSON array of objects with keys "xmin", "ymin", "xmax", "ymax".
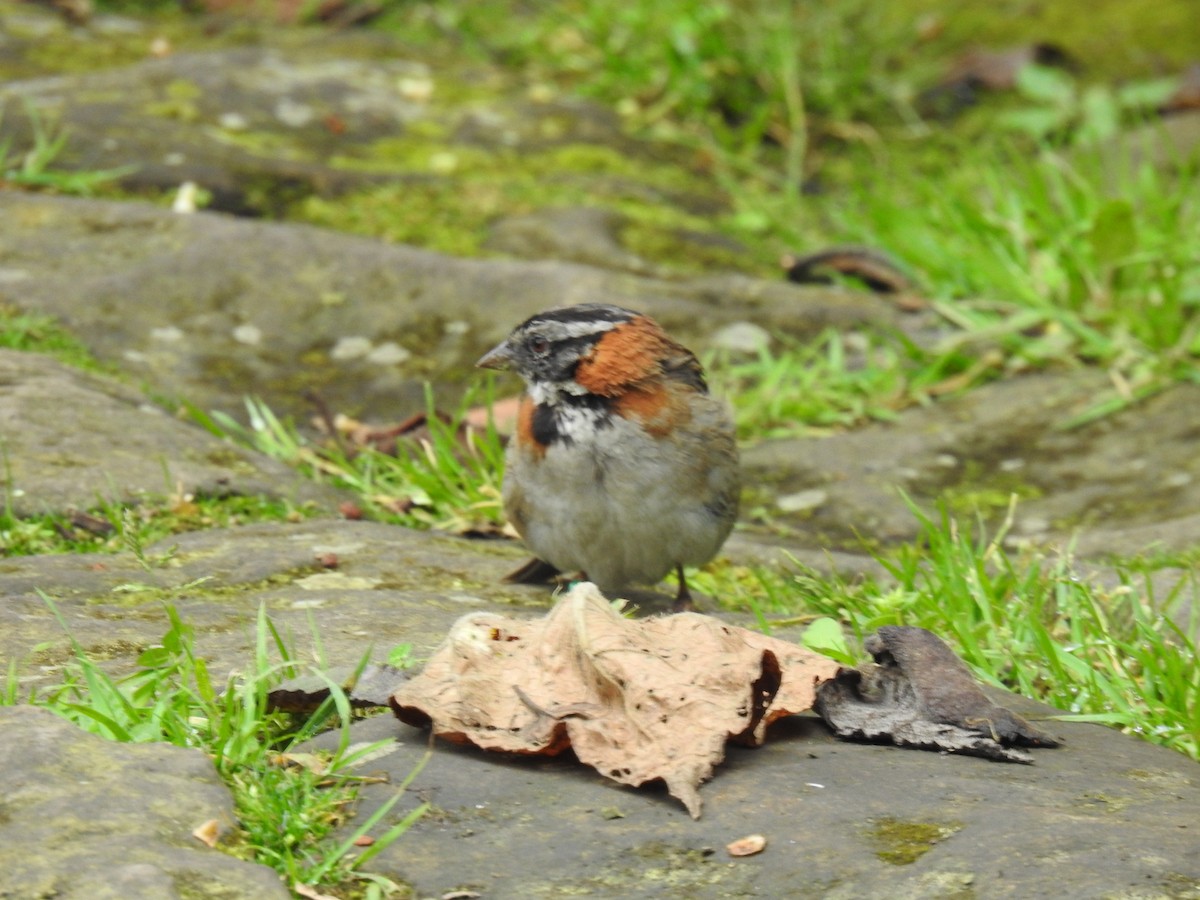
[
  {"xmin": 781, "ymin": 245, "xmax": 915, "ymax": 295},
  {"xmin": 921, "ymin": 42, "xmax": 1074, "ymax": 115},
  {"xmin": 191, "ymin": 818, "xmax": 221, "ymax": 849},
  {"xmin": 269, "ymin": 752, "xmax": 330, "ymax": 775},
  {"xmin": 267, "ymin": 663, "xmax": 412, "ymax": 714},
  {"xmin": 465, "ymin": 394, "xmax": 521, "ymax": 435},
  {"xmin": 816, "ymin": 625, "xmax": 1060, "ymax": 763},
  {"xmin": 1162, "ymin": 63, "xmax": 1200, "ymax": 114},
  {"xmin": 293, "ymin": 883, "xmax": 339, "ymax": 900},
  {"xmin": 390, "ymin": 583, "xmax": 840, "ymax": 818},
  {"xmin": 727, "ymin": 834, "xmax": 767, "ymax": 857},
  {"xmin": 944, "ymin": 43, "xmax": 1072, "ymax": 91}
]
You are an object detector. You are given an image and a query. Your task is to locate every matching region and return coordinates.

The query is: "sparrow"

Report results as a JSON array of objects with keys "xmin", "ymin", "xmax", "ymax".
[{"xmin": 477, "ymin": 303, "xmax": 739, "ymax": 611}]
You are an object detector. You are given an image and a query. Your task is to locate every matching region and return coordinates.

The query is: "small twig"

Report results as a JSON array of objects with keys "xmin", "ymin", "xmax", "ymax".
[
  {"xmin": 305, "ymin": 389, "xmax": 349, "ymax": 458},
  {"xmin": 513, "ymin": 685, "xmax": 598, "ymax": 721}
]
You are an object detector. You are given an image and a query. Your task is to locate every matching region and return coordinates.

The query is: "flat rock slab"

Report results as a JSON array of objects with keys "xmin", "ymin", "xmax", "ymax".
[
  {"xmin": 0, "ymin": 515, "xmax": 829, "ymax": 694},
  {"xmin": 0, "ymin": 348, "xmax": 346, "ymax": 518},
  {"xmin": 0, "ymin": 192, "xmax": 892, "ymax": 424},
  {"xmin": 0, "ymin": 519, "xmax": 552, "ymax": 690},
  {"xmin": 746, "ymin": 368, "xmax": 1200, "ymax": 555},
  {"xmin": 0, "ymin": 705, "xmax": 289, "ymax": 900},
  {"xmin": 2, "ymin": 516, "xmax": 1198, "ymax": 899},
  {"xmin": 314, "ymin": 707, "xmax": 1200, "ymax": 898}
]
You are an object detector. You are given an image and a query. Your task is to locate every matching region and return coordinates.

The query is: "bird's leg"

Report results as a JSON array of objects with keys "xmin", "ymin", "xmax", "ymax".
[
  {"xmin": 503, "ymin": 556, "xmax": 562, "ymax": 585},
  {"xmin": 672, "ymin": 564, "xmax": 696, "ymax": 613}
]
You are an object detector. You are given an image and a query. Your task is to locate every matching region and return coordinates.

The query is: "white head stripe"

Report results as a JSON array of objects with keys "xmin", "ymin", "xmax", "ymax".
[{"xmin": 536, "ymin": 318, "xmax": 622, "ymax": 342}]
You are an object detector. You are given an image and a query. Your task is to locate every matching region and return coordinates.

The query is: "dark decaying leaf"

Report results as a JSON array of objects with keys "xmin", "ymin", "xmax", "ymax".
[
  {"xmin": 1161, "ymin": 63, "xmax": 1200, "ymax": 114},
  {"xmin": 781, "ymin": 246, "xmax": 915, "ymax": 296},
  {"xmin": 920, "ymin": 43, "xmax": 1075, "ymax": 115},
  {"xmin": 267, "ymin": 664, "xmax": 412, "ymax": 714},
  {"xmin": 815, "ymin": 625, "xmax": 1060, "ymax": 763}
]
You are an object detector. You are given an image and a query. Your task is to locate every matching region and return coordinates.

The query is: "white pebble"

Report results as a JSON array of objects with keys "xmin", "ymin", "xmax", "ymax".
[
  {"xmin": 151, "ymin": 326, "xmax": 184, "ymax": 342},
  {"xmin": 711, "ymin": 321, "xmax": 771, "ymax": 353},
  {"xmin": 367, "ymin": 342, "xmax": 411, "ymax": 365},
  {"xmin": 776, "ymin": 489, "xmax": 828, "ymax": 513},
  {"xmin": 232, "ymin": 324, "xmax": 262, "ymax": 346},
  {"xmin": 331, "ymin": 336, "xmax": 373, "ymax": 360}
]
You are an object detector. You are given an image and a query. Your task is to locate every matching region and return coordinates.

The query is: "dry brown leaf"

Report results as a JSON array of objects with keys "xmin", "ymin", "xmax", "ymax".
[
  {"xmin": 191, "ymin": 819, "xmax": 221, "ymax": 849},
  {"xmin": 727, "ymin": 834, "xmax": 767, "ymax": 857},
  {"xmin": 780, "ymin": 246, "xmax": 915, "ymax": 295},
  {"xmin": 465, "ymin": 395, "xmax": 521, "ymax": 436},
  {"xmin": 293, "ymin": 884, "xmax": 339, "ymax": 900},
  {"xmin": 941, "ymin": 43, "xmax": 1072, "ymax": 92},
  {"xmin": 1162, "ymin": 63, "xmax": 1200, "ymax": 114},
  {"xmin": 390, "ymin": 583, "xmax": 840, "ymax": 818},
  {"xmin": 269, "ymin": 752, "xmax": 330, "ymax": 775}
]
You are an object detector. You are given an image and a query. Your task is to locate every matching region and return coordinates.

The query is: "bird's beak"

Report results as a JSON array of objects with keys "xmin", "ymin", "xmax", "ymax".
[{"xmin": 476, "ymin": 339, "xmax": 512, "ymax": 370}]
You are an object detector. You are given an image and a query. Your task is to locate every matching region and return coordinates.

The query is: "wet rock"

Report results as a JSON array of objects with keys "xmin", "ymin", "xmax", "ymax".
[
  {"xmin": 304, "ymin": 693, "xmax": 1200, "ymax": 898},
  {"xmin": 485, "ymin": 206, "xmax": 660, "ymax": 275},
  {"xmin": 0, "ymin": 192, "xmax": 894, "ymax": 424},
  {"xmin": 0, "ymin": 23, "xmax": 672, "ymax": 217},
  {"xmin": 745, "ymin": 368, "xmax": 1200, "ymax": 554},
  {"xmin": 3, "ymin": 513, "xmax": 1197, "ymax": 897},
  {"xmin": 1, "ymin": 37, "xmax": 470, "ymax": 214},
  {"xmin": 0, "ymin": 518, "xmax": 540, "ymax": 690},
  {"xmin": 485, "ymin": 205, "xmax": 754, "ymax": 278},
  {"xmin": 0, "ymin": 705, "xmax": 289, "ymax": 899},
  {"xmin": 0, "ymin": 349, "xmax": 346, "ymax": 517}
]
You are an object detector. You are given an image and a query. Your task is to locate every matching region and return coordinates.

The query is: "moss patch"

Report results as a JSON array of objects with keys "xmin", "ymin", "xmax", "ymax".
[
  {"xmin": 294, "ymin": 137, "xmax": 770, "ymax": 274},
  {"xmin": 941, "ymin": 468, "xmax": 1043, "ymax": 519},
  {"xmin": 0, "ymin": 305, "xmax": 108, "ymax": 373},
  {"xmin": 881, "ymin": 0, "xmax": 1200, "ymax": 79},
  {"xmin": 866, "ymin": 816, "xmax": 962, "ymax": 865}
]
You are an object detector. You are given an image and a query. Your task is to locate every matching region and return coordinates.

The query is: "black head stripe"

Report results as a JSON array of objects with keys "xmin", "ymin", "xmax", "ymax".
[{"xmin": 520, "ymin": 304, "xmax": 638, "ymax": 331}]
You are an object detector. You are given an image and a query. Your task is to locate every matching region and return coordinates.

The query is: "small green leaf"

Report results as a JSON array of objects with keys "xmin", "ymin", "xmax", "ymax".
[
  {"xmin": 1088, "ymin": 199, "xmax": 1138, "ymax": 265},
  {"xmin": 995, "ymin": 106, "xmax": 1065, "ymax": 139},
  {"xmin": 1114, "ymin": 77, "xmax": 1179, "ymax": 110},
  {"xmin": 1015, "ymin": 64, "xmax": 1076, "ymax": 105},
  {"xmin": 800, "ymin": 616, "xmax": 854, "ymax": 663},
  {"xmin": 136, "ymin": 647, "xmax": 172, "ymax": 668},
  {"xmin": 387, "ymin": 643, "xmax": 415, "ymax": 668},
  {"xmin": 1076, "ymin": 86, "xmax": 1119, "ymax": 144}
]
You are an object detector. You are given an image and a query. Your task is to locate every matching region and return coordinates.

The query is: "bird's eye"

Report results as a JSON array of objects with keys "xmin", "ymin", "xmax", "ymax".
[{"xmin": 530, "ymin": 337, "xmax": 551, "ymax": 356}]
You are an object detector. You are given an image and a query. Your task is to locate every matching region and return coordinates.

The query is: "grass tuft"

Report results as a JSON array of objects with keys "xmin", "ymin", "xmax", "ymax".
[
  {"xmin": 5, "ymin": 597, "xmax": 427, "ymax": 895},
  {"xmin": 190, "ymin": 388, "xmax": 507, "ymax": 535},
  {"xmin": 696, "ymin": 498, "xmax": 1200, "ymax": 760}
]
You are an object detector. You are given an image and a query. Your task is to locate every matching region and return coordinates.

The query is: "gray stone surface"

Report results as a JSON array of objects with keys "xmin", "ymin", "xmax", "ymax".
[
  {"xmin": 3, "ymin": 514, "xmax": 1198, "ymax": 898},
  {"xmin": 0, "ymin": 705, "xmax": 290, "ymax": 900},
  {"xmin": 311, "ymin": 700, "xmax": 1200, "ymax": 899},
  {"xmin": 0, "ymin": 191, "xmax": 892, "ymax": 425},
  {"xmin": 0, "ymin": 29, "xmax": 634, "ymax": 216},
  {"xmin": 0, "ymin": 349, "xmax": 346, "ymax": 518},
  {"xmin": 0, "ymin": 519, "xmax": 545, "ymax": 692},
  {"xmin": 745, "ymin": 367, "xmax": 1200, "ymax": 555}
]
